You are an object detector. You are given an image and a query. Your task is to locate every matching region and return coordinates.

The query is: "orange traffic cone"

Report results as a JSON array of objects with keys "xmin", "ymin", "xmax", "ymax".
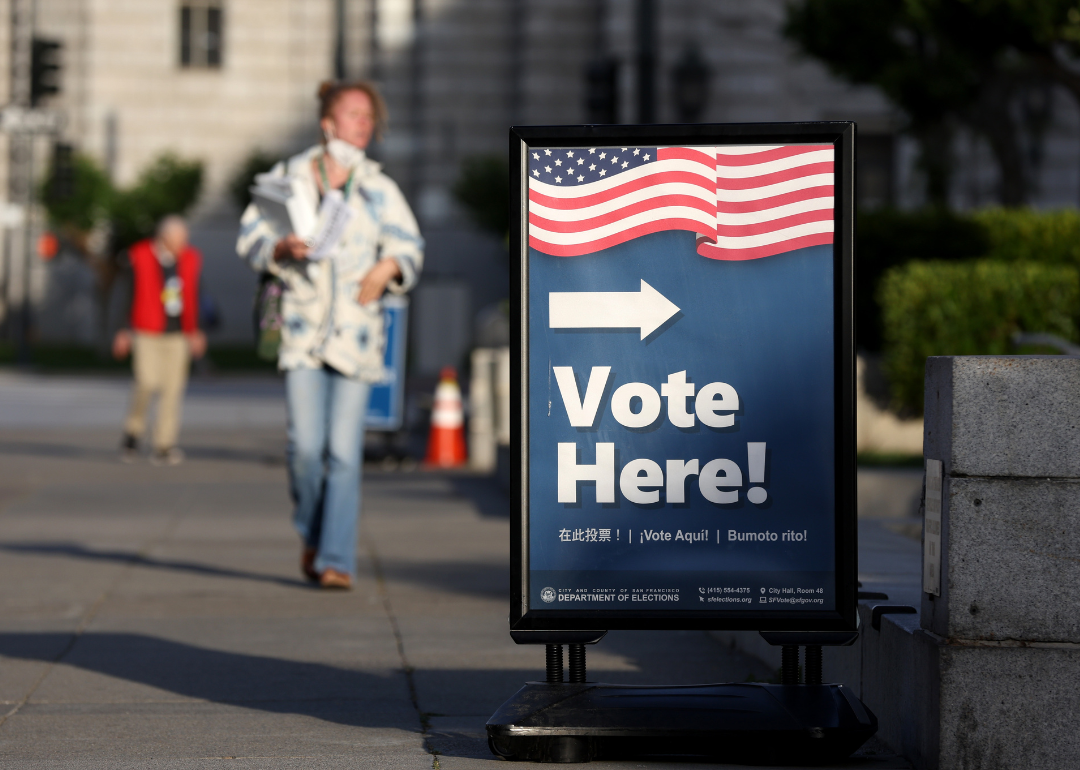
[{"xmin": 425, "ymin": 366, "xmax": 468, "ymax": 467}]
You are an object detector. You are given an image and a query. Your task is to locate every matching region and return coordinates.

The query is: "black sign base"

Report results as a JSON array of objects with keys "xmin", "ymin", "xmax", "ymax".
[{"xmin": 486, "ymin": 681, "xmax": 876, "ymax": 764}]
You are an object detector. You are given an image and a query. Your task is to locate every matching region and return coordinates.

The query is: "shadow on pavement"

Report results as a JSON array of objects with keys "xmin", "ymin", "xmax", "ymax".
[
  {"xmin": 0, "ymin": 440, "xmax": 115, "ymax": 461},
  {"xmin": 0, "ymin": 541, "xmax": 309, "ymax": 589},
  {"xmin": 175, "ymin": 444, "xmax": 286, "ymax": 465},
  {"xmin": 364, "ymin": 473, "xmax": 510, "ymax": 519},
  {"xmin": 0, "ymin": 632, "xmax": 421, "ymax": 728},
  {"xmin": 448, "ymin": 476, "xmax": 510, "ymax": 518},
  {"xmin": 0, "ymin": 540, "xmax": 512, "ymax": 601},
  {"xmin": 0, "ymin": 439, "xmax": 286, "ymax": 466},
  {"xmin": 378, "ymin": 557, "xmax": 509, "ymax": 600},
  {"xmin": 0, "ymin": 631, "xmax": 770, "ymax": 753},
  {"xmin": 0, "ymin": 632, "xmax": 898, "ymax": 766},
  {"xmin": 0, "ymin": 436, "xmax": 289, "ymax": 466}
]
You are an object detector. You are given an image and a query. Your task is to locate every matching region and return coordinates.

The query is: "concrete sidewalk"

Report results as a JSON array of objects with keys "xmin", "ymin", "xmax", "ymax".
[
  {"xmin": 0, "ymin": 377, "xmax": 911, "ymax": 768},
  {"xmin": 0, "ymin": 372, "xmax": 287, "ymax": 430}
]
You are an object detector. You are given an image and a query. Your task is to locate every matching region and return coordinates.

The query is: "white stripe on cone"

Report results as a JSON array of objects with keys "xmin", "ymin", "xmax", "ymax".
[{"xmin": 431, "ymin": 381, "xmax": 464, "ymax": 428}]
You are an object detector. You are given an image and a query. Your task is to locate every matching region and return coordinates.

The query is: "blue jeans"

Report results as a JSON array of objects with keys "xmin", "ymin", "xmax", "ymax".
[{"xmin": 286, "ymin": 366, "xmax": 370, "ymax": 577}]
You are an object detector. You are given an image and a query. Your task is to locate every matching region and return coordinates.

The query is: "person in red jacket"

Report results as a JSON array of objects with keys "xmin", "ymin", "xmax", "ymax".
[{"xmin": 113, "ymin": 216, "xmax": 207, "ymax": 465}]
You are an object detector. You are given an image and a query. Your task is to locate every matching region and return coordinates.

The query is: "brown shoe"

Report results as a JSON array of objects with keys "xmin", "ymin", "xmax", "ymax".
[
  {"xmin": 301, "ymin": 547, "xmax": 319, "ymax": 582},
  {"xmin": 319, "ymin": 568, "xmax": 352, "ymax": 589}
]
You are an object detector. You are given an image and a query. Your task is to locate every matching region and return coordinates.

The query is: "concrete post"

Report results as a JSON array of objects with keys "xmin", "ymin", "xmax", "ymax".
[
  {"xmin": 495, "ymin": 346, "xmax": 511, "ymax": 447},
  {"xmin": 469, "ymin": 348, "xmax": 496, "ymax": 472},
  {"xmin": 469, "ymin": 346, "xmax": 512, "ymax": 475},
  {"xmin": 918, "ymin": 356, "xmax": 1080, "ymax": 769}
]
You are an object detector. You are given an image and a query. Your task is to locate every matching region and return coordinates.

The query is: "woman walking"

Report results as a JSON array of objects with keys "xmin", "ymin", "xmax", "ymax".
[{"xmin": 237, "ymin": 81, "xmax": 423, "ymax": 588}]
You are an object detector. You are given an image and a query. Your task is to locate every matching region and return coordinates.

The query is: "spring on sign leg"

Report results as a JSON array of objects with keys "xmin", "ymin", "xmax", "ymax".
[
  {"xmin": 781, "ymin": 645, "xmax": 800, "ymax": 685},
  {"xmin": 568, "ymin": 644, "xmax": 587, "ymax": 683},
  {"xmin": 545, "ymin": 644, "xmax": 564, "ymax": 683},
  {"xmin": 804, "ymin": 645, "xmax": 823, "ymax": 685}
]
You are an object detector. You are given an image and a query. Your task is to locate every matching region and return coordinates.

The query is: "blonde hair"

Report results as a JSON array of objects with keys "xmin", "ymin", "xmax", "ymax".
[{"xmin": 317, "ymin": 80, "xmax": 388, "ymax": 139}]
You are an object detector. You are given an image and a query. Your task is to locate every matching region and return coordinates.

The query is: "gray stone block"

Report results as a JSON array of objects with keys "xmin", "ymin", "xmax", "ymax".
[
  {"xmin": 859, "ymin": 607, "xmax": 935, "ymax": 769},
  {"xmin": 860, "ymin": 606, "xmax": 1080, "ymax": 770},
  {"xmin": 921, "ymin": 477, "xmax": 1080, "ymax": 643},
  {"xmin": 854, "ymin": 356, "xmax": 1080, "ymax": 769},
  {"xmin": 924, "ymin": 356, "xmax": 1080, "ymax": 479},
  {"xmin": 937, "ymin": 643, "xmax": 1080, "ymax": 770}
]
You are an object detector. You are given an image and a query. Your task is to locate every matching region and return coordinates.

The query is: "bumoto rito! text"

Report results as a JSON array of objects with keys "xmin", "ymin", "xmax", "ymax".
[{"xmin": 554, "ymin": 528, "xmax": 810, "ymax": 544}]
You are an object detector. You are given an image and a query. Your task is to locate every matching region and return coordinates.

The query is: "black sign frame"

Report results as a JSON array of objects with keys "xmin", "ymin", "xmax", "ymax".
[{"xmin": 509, "ymin": 122, "xmax": 857, "ymax": 632}]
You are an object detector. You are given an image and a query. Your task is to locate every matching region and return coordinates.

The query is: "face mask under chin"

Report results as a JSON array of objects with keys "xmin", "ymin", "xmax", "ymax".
[{"xmin": 325, "ymin": 137, "xmax": 367, "ymax": 169}]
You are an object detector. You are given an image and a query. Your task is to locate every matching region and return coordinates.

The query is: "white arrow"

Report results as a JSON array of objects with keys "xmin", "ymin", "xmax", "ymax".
[{"xmin": 549, "ymin": 280, "xmax": 681, "ymax": 340}]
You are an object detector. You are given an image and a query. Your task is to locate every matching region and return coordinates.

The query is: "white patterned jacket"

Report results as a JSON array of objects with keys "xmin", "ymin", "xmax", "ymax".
[{"xmin": 236, "ymin": 146, "xmax": 423, "ymax": 382}]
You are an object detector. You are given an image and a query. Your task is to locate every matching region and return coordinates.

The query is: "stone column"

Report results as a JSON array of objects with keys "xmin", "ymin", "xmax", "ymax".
[
  {"xmin": 469, "ymin": 347, "xmax": 496, "ymax": 472},
  {"xmin": 920, "ymin": 356, "xmax": 1080, "ymax": 769}
]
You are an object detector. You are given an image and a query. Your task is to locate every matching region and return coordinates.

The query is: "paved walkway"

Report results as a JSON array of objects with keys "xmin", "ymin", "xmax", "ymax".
[
  {"xmin": 855, "ymin": 468, "xmax": 923, "ymax": 608},
  {"xmin": 0, "ymin": 374, "xmax": 911, "ymax": 768},
  {"xmin": 0, "ymin": 372, "xmax": 286, "ymax": 430}
]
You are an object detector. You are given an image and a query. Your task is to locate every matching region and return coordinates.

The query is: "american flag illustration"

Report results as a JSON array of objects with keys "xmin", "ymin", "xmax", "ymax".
[{"xmin": 528, "ymin": 144, "xmax": 834, "ymax": 260}]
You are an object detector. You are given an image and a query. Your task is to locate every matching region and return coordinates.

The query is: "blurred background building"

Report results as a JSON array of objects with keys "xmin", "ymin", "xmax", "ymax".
[{"xmin": 1, "ymin": 0, "xmax": 1080, "ymax": 375}]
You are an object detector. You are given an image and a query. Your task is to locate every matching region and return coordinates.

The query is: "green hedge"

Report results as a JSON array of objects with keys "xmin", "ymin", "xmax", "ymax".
[
  {"xmin": 857, "ymin": 209, "xmax": 988, "ymax": 351},
  {"xmin": 879, "ymin": 260, "xmax": 1080, "ymax": 415},
  {"xmin": 857, "ymin": 208, "xmax": 1080, "ymax": 353},
  {"xmin": 971, "ymin": 208, "xmax": 1080, "ymax": 266}
]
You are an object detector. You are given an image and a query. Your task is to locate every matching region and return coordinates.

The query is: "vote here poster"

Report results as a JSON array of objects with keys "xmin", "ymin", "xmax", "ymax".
[{"xmin": 523, "ymin": 138, "xmax": 849, "ymax": 620}]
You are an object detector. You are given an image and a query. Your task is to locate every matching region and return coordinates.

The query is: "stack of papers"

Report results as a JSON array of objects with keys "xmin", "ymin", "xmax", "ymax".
[
  {"xmin": 250, "ymin": 173, "xmax": 317, "ymax": 243},
  {"xmin": 250, "ymin": 174, "xmax": 355, "ymax": 262}
]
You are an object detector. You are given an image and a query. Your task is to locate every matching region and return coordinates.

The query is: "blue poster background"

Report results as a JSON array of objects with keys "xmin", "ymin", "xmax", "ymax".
[
  {"xmin": 527, "ymin": 229, "xmax": 836, "ymax": 610},
  {"xmin": 365, "ymin": 296, "xmax": 408, "ymax": 431}
]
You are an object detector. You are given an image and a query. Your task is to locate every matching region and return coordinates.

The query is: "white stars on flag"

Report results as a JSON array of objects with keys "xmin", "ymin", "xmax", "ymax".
[{"xmin": 528, "ymin": 146, "xmax": 656, "ymax": 186}]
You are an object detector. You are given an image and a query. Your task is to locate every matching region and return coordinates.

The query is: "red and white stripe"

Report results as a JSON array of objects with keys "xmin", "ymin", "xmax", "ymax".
[
  {"xmin": 528, "ymin": 147, "xmax": 716, "ymax": 257},
  {"xmin": 696, "ymin": 144, "xmax": 834, "ymax": 261},
  {"xmin": 528, "ymin": 144, "xmax": 834, "ymax": 261}
]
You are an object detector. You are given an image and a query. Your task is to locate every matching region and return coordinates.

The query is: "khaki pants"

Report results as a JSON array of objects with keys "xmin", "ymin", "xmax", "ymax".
[{"xmin": 123, "ymin": 333, "xmax": 190, "ymax": 451}]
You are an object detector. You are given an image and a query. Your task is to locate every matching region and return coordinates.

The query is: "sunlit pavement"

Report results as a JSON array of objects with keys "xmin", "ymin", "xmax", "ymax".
[{"xmin": 0, "ymin": 374, "xmax": 910, "ymax": 768}]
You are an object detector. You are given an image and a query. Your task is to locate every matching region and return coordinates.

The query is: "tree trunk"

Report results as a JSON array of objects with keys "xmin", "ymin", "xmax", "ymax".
[
  {"xmin": 911, "ymin": 122, "xmax": 955, "ymax": 207},
  {"xmin": 965, "ymin": 77, "xmax": 1029, "ymax": 207},
  {"xmin": 1034, "ymin": 52, "xmax": 1080, "ymax": 107}
]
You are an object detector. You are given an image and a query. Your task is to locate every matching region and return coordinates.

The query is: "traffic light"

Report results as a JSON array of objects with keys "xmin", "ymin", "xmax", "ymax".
[{"xmin": 31, "ymin": 37, "xmax": 62, "ymax": 107}]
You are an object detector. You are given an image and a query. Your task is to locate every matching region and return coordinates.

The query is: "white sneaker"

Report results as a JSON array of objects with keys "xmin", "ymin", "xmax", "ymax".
[{"xmin": 150, "ymin": 447, "xmax": 185, "ymax": 466}]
